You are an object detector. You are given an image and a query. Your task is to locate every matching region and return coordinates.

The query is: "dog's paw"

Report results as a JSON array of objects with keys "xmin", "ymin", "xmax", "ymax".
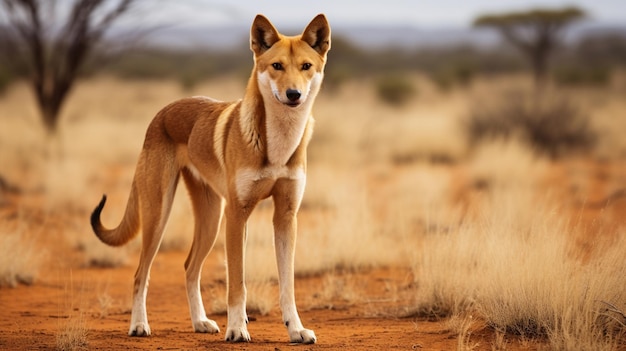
[
  {"xmin": 225, "ymin": 326, "xmax": 251, "ymax": 343},
  {"xmin": 193, "ymin": 318, "xmax": 220, "ymax": 334},
  {"xmin": 128, "ymin": 322, "xmax": 151, "ymax": 337},
  {"xmin": 290, "ymin": 328, "xmax": 316, "ymax": 344}
]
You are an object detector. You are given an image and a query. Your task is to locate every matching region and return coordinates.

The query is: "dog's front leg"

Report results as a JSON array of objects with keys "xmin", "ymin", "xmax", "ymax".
[
  {"xmin": 273, "ymin": 179, "xmax": 317, "ymax": 344},
  {"xmin": 224, "ymin": 205, "xmax": 251, "ymax": 342}
]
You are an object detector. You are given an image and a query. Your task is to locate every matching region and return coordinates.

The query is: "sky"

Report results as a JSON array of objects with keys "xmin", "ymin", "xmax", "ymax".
[
  {"xmin": 140, "ymin": 0, "xmax": 626, "ymax": 29},
  {"xmin": 1, "ymin": 0, "xmax": 622, "ymax": 49}
]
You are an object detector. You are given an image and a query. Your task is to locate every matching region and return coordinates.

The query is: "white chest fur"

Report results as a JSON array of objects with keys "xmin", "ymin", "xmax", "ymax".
[
  {"xmin": 265, "ymin": 107, "xmax": 310, "ymax": 166},
  {"xmin": 235, "ymin": 166, "xmax": 305, "ymax": 204}
]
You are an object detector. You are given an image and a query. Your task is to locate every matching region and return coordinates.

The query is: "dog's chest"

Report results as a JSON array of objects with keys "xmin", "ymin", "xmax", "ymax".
[{"xmin": 235, "ymin": 165, "xmax": 304, "ymax": 204}]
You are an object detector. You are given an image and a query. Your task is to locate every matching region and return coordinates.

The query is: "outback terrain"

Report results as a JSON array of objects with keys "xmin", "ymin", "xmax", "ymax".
[{"xmin": 1, "ymin": 75, "xmax": 625, "ymax": 350}]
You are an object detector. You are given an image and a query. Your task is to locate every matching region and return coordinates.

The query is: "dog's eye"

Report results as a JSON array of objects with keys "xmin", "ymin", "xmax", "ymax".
[
  {"xmin": 301, "ymin": 63, "xmax": 312, "ymax": 71},
  {"xmin": 272, "ymin": 62, "xmax": 283, "ymax": 70}
]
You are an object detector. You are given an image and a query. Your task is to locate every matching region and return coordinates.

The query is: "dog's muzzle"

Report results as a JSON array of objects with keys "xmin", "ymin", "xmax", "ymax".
[{"xmin": 285, "ymin": 89, "xmax": 302, "ymax": 107}]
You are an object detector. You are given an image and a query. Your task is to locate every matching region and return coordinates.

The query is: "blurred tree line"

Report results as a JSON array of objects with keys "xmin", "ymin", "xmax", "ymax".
[
  {"xmin": 3, "ymin": 15, "xmax": 625, "ymax": 96},
  {"xmin": 79, "ymin": 28, "xmax": 626, "ymax": 90},
  {"xmin": 1, "ymin": 2, "xmax": 625, "ymax": 128}
]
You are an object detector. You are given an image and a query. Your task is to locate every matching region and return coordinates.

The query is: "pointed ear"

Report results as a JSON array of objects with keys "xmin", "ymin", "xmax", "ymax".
[
  {"xmin": 301, "ymin": 14, "xmax": 331, "ymax": 56},
  {"xmin": 250, "ymin": 15, "xmax": 281, "ymax": 56}
]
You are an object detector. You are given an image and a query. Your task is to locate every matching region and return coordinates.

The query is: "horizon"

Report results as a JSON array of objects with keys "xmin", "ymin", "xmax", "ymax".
[
  {"xmin": 123, "ymin": 1, "xmax": 626, "ymax": 50},
  {"xmin": 134, "ymin": 0, "xmax": 625, "ymax": 28},
  {"xmin": 136, "ymin": 18, "xmax": 626, "ymax": 51}
]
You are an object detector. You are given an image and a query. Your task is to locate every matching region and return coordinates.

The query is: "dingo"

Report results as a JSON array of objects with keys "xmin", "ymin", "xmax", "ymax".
[{"xmin": 90, "ymin": 14, "xmax": 330, "ymax": 344}]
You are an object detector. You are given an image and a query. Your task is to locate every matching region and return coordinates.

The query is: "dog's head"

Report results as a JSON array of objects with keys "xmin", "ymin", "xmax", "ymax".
[{"xmin": 250, "ymin": 14, "xmax": 331, "ymax": 108}]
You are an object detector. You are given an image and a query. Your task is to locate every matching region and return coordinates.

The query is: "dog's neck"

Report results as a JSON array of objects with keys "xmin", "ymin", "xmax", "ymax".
[
  {"xmin": 240, "ymin": 71, "xmax": 319, "ymax": 166},
  {"xmin": 263, "ymin": 97, "xmax": 313, "ymax": 166}
]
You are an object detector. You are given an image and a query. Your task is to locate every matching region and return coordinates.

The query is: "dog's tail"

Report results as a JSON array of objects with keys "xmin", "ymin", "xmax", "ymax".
[{"xmin": 90, "ymin": 183, "xmax": 141, "ymax": 247}]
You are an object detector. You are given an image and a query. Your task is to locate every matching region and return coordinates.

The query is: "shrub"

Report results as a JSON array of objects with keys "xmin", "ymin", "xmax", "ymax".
[
  {"xmin": 464, "ymin": 91, "xmax": 596, "ymax": 157},
  {"xmin": 431, "ymin": 62, "xmax": 476, "ymax": 91},
  {"xmin": 0, "ymin": 67, "xmax": 14, "ymax": 96},
  {"xmin": 554, "ymin": 65, "xmax": 611, "ymax": 87},
  {"xmin": 323, "ymin": 64, "xmax": 353, "ymax": 92},
  {"xmin": 375, "ymin": 74, "xmax": 416, "ymax": 106}
]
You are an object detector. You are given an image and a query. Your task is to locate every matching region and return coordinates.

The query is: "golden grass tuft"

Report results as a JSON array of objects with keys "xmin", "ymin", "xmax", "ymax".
[
  {"xmin": 56, "ymin": 313, "xmax": 88, "ymax": 351},
  {"xmin": 0, "ymin": 217, "xmax": 44, "ymax": 287},
  {"xmin": 56, "ymin": 274, "xmax": 89, "ymax": 351}
]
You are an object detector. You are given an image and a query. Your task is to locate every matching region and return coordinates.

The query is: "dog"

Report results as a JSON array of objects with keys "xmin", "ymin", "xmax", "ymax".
[{"xmin": 90, "ymin": 14, "xmax": 330, "ymax": 344}]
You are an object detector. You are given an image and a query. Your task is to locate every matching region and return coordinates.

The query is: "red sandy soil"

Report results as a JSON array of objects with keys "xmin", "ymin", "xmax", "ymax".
[{"xmin": 0, "ymin": 159, "xmax": 624, "ymax": 350}]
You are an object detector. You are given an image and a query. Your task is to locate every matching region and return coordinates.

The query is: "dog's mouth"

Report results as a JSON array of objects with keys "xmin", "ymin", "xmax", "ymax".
[
  {"xmin": 274, "ymin": 93, "xmax": 302, "ymax": 107},
  {"xmin": 284, "ymin": 101, "xmax": 301, "ymax": 107}
]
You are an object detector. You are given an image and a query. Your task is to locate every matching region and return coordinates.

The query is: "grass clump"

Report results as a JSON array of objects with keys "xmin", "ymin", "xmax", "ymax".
[
  {"xmin": 0, "ymin": 220, "xmax": 43, "ymax": 287},
  {"xmin": 56, "ymin": 314, "xmax": 88, "ymax": 351},
  {"xmin": 56, "ymin": 280, "xmax": 89, "ymax": 351}
]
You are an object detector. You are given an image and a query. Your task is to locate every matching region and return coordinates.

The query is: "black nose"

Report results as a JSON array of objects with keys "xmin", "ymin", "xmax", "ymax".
[{"xmin": 286, "ymin": 89, "xmax": 301, "ymax": 102}]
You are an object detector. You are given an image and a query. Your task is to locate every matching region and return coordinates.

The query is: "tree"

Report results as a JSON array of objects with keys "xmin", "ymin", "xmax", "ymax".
[
  {"xmin": 474, "ymin": 7, "xmax": 586, "ymax": 89},
  {"xmin": 0, "ymin": 0, "xmax": 136, "ymax": 133}
]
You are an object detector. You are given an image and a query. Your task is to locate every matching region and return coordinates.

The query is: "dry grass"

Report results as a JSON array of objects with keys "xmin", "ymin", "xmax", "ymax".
[
  {"xmin": 245, "ymin": 281, "xmax": 276, "ymax": 316},
  {"xmin": 56, "ymin": 312, "xmax": 88, "ymax": 351},
  {"xmin": 56, "ymin": 274, "xmax": 88, "ymax": 351},
  {"xmin": 97, "ymin": 291, "xmax": 114, "ymax": 319},
  {"xmin": 297, "ymin": 169, "xmax": 388, "ymax": 273},
  {"xmin": 306, "ymin": 273, "xmax": 361, "ymax": 311},
  {"xmin": 0, "ymin": 84, "xmax": 47, "ymax": 193},
  {"xmin": 311, "ymin": 76, "xmax": 468, "ymax": 166},
  {"xmin": 205, "ymin": 272, "xmax": 275, "ymax": 316},
  {"xmin": 447, "ymin": 315, "xmax": 481, "ymax": 351},
  {"xmin": 467, "ymin": 138, "xmax": 548, "ymax": 190},
  {"xmin": 405, "ymin": 105, "xmax": 625, "ymax": 349},
  {"xmin": 0, "ymin": 216, "xmax": 44, "ymax": 287},
  {"xmin": 82, "ymin": 241, "xmax": 130, "ymax": 268},
  {"xmin": 411, "ymin": 150, "xmax": 626, "ymax": 349}
]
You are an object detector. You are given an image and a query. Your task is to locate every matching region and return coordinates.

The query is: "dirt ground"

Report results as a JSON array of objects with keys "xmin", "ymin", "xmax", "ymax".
[
  {"xmin": 0, "ymin": 159, "xmax": 624, "ymax": 351},
  {"xmin": 0, "ymin": 251, "xmax": 528, "ymax": 351}
]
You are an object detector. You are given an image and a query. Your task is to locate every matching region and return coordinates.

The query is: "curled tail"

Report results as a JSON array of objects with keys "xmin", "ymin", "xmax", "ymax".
[{"xmin": 90, "ymin": 184, "xmax": 141, "ymax": 247}]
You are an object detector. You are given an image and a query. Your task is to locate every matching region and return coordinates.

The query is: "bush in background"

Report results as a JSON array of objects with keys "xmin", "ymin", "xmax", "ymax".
[
  {"xmin": 0, "ymin": 68, "xmax": 13, "ymax": 96},
  {"xmin": 431, "ymin": 61, "xmax": 476, "ymax": 91},
  {"xmin": 375, "ymin": 74, "xmax": 416, "ymax": 106},
  {"xmin": 464, "ymin": 91, "xmax": 597, "ymax": 157},
  {"xmin": 553, "ymin": 65, "xmax": 611, "ymax": 87}
]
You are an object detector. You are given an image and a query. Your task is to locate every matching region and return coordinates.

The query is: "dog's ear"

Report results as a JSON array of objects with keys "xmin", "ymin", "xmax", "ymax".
[
  {"xmin": 301, "ymin": 14, "xmax": 331, "ymax": 56},
  {"xmin": 250, "ymin": 14, "xmax": 280, "ymax": 56}
]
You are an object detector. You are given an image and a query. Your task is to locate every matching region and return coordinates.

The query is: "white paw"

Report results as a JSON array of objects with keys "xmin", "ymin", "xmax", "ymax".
[
  {"xmin": 290, "ymin": 328, "xmax": 316, "ymax": 344},
  {"xmin": 225, "ymin": 326, "xmax": 251, "ymax": 342},
  {"xmin": 128, "ymin": 322, "xmax": 151, "ymax": 337},
  {"xmin": 193, "ymin": 318, "xmax": 220, "ymax": 334}
]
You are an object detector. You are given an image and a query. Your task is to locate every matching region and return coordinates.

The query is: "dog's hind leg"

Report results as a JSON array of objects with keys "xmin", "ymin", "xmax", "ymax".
[
  {"xmin": 128, "ymin": 147, "xmax": 180, "ymax": 337},
  {"xmin": 182, "ymin": 168, "xmax": 223, "ymax": 334}
]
